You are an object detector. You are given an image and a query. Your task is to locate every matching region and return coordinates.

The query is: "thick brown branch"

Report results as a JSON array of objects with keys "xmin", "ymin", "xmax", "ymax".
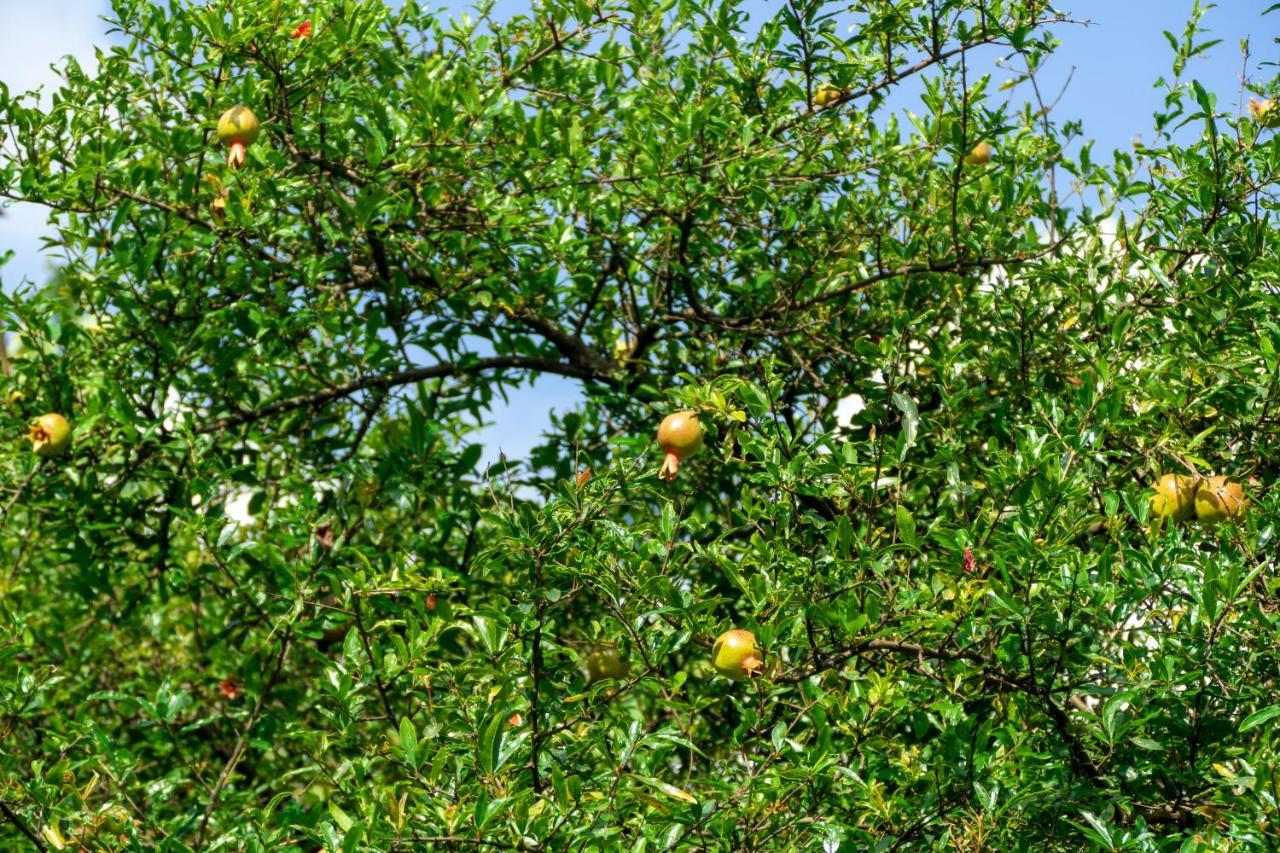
[
  {"xmin": 204, "ymin": 355, "xmax": 609, "ymax": 433},
  {"xmin": 509, "ymin": 307, "xmax": 619, "ymax": 377}
]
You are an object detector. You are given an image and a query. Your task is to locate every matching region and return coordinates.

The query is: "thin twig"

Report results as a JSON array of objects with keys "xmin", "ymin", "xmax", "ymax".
[{"xmin": 0, "ymin": 799, "xmax": 47, "ymax": 852}]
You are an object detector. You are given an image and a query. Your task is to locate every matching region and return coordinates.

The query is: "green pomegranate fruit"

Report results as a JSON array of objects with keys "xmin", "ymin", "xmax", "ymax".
[
  {"xmin": 583, "ymin": 644, "xmax": 629, "ymax": 684},
  {"xmin": 712, "ymin": 629, "xmax": 764, "ymax": 681},
  {"xmin": 1150, "ymin": 473, "xmax": 1196, "ymax": 523},
  {"xmin": 216, "ymin": 105, "xmax": 260, "ymax": 169},
  {"xmin": 964, "ymin": 141, "xmax": 993, "ymax": 166},
  {"xmin": 29, "ymin": 413, "xmax": 71, "ymax": 458},
  {"xmin": 1194, "ymin": 476, "xmax": 1248, "ymax": 525},
  {"xmin": 657, "ymin": 411, "xmax": 703, "ymax": 481}
]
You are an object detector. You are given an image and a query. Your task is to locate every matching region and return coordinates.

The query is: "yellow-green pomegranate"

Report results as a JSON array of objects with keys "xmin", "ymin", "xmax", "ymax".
[
  {"xmin": 216, "ymin": 105, "xmax": 261, "ymax": 169},
  {"xmin": 814, "ymin": 84, "xmax": 844, "ymax": 108},
  {"xmin": 29, "ymin": 413, "xmax": 71, "ymax": 458},
  {"xmin": 1150, "ymin": 473, "xmax": 1196, "ymax": 523},
  {"xmin": 964, "ymin": 141, "xmax": 993, "ymax": 166},
  {"xmin": 1194, "ymin": 476, "xmax": 1248, "ymax": 525},
  {"xmin": 712, "ymin": 629, "xmax": 764, "ymax": 681},
  {"xmin": 583, "ymin": 644, "xmax": 629, "ymax": 684},
  {"xmin": 657, "ymin": 411, "xmax": 703, "ymax": 481}
]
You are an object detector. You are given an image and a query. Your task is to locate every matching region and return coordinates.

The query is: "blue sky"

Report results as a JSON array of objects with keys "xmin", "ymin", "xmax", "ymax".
[{"xmin": 1, "ymin": 1, "xmax": 1275, "ymax": 465}]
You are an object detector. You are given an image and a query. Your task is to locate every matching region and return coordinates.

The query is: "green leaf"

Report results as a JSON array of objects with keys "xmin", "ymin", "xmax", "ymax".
[
  {"xmin": 892, "ymin": 392, "xmax": 919, "ymax": 458},
  {"xmin": 895, "ymin": 505, "xmax": 916, "ymax": 547},
  {"xmin": 400, "ymin": 717, "xmax": 418, "ymax": 768},
  {"xmin": 328, "ymin": 800, "xmax": 354, "ymax": 832},
  {"xmin": 1240, "ymin": 705, "xmax": 1280, "ymax": 732},
  {"xmin": 478, "ymin": 710, "xmax": 506, "ymax": 777}
]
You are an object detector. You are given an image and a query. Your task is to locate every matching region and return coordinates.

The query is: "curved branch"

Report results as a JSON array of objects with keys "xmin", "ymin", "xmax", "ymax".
[
  {"xmin": 792, "ymin": 241, "xmax": 1069, "ymax": 311},
  {"xmin": 204, "ymin": 354, "xmax": 611, "ymax": 433}
]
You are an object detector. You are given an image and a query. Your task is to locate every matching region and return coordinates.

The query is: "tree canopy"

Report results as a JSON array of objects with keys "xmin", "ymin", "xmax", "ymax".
[{"xmin": 1, "ymin": 0, "xmax": 1278, "ymax": 849}]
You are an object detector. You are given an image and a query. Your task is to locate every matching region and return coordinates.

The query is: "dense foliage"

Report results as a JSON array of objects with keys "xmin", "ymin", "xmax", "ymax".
[{"xmin": 1, "ymin": 0, "xmax": 1278, "ymax": 849}]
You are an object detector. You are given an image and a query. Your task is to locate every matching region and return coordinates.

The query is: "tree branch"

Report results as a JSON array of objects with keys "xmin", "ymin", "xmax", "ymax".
[
  {"xmin": 204, "ymin": 354, "xmax": 610, "ymax": 433},
  {"xmin": 195, "ymin": 631, "xmax": 293, "ymax": 850},
  {"xmin": 508, "ymin": 307, "xmax": 619, "ymax": 377},
  {"xmin": 0, "ymin": 799, "xmax": 46, "ymax": 852}
]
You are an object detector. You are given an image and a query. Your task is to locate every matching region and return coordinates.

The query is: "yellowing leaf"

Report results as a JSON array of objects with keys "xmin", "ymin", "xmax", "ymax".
[
  {"xmin": 41, "ymin": 824, "xmax": 67, "ymax": 850},
  {"xmin": 328, "ymin": 799, "xmax": 354, "ymax": 831},
  {"xmin": 634, "ymin": 793, "xmax": 673, "ymax": 814},
  {"xmin": 81, "ymin": 771, "xmax": 100, "ymax": 799},
  {"xmin": 635, "ymin": 775, "xmax": 699, "ymax": 804}
]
